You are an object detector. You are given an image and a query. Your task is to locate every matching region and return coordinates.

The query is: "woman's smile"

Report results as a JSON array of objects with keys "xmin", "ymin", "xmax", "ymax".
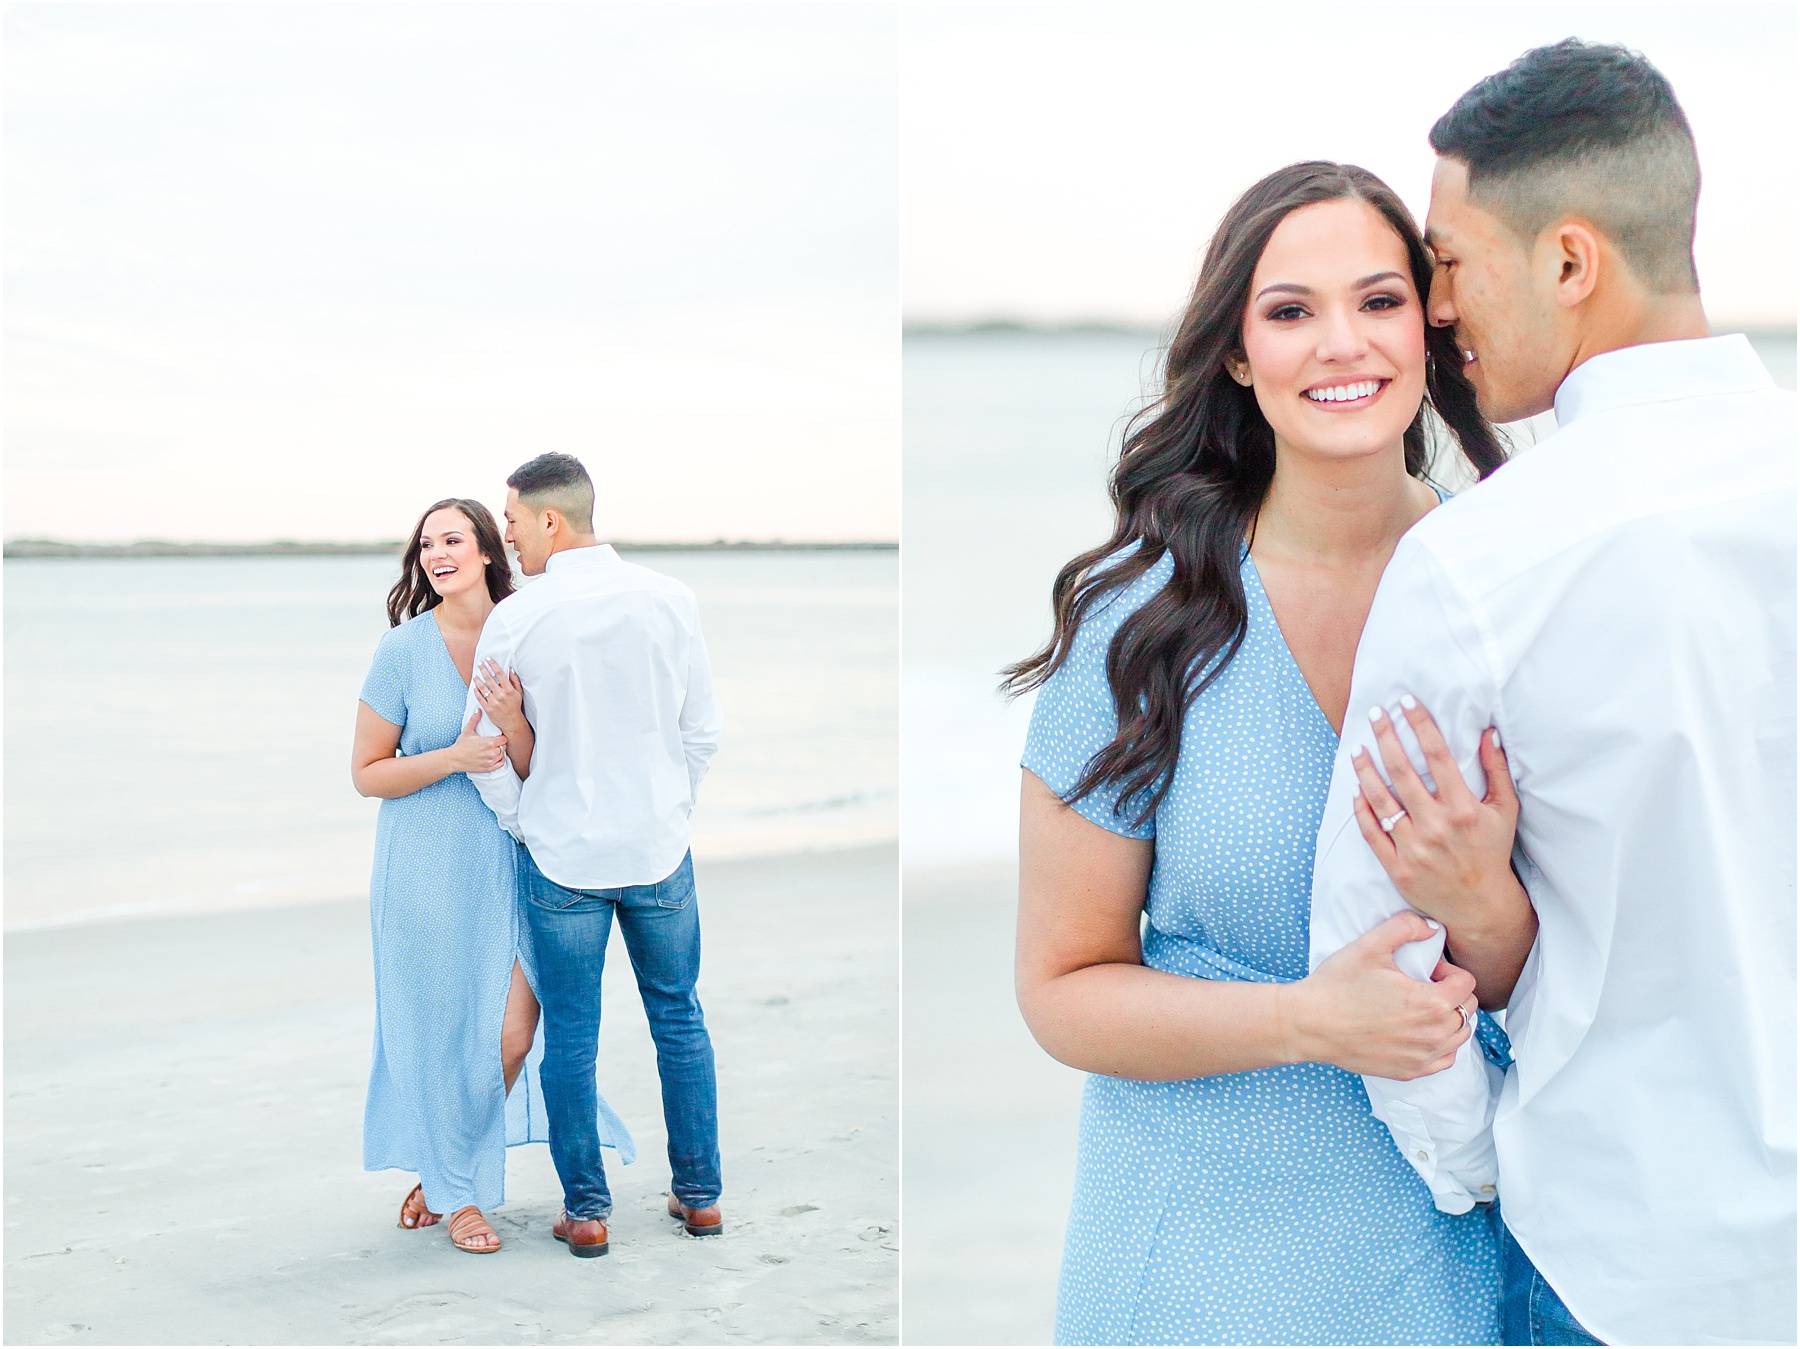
[{"xmin": 1302, "ymin": 377, "xmax": 1391, "ymax": 408}]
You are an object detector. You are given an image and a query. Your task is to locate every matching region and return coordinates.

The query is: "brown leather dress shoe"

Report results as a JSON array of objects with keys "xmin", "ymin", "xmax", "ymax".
[
  {"xmin": 667, "ymin": 1193, "xmax": 724, "ymax": 1236},
  {"xmin": 552, "ymin": 1210, "xmax": 610, "ymax": 1258}
]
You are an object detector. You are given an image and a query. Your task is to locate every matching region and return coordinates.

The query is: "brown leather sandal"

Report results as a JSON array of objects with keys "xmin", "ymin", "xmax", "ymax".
[
  {"xmin": 398, "ymin": 1183, "xmax": 440, "ymax": 1229},
  {"xmin": 446, "ymin": 1205, "xmax": 501, "ymax": 1254}
]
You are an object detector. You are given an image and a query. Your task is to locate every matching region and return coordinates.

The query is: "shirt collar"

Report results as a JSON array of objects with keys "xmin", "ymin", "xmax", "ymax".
[
  {"xmin": 1553, "ymin": 334, "xmax": 1774, "ymax": 427},
  {"xmin": 544, "ymin": 543, "xmax": 620, "ymax": 574}
]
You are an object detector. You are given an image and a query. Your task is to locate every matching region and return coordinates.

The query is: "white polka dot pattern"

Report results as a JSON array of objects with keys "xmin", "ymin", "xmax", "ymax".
[{"xmin": 1022, "ymin": 553, "xmax": 1502, "ymax": 1346}]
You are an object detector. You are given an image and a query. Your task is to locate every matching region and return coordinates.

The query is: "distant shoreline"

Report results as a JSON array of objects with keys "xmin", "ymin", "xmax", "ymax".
[
  {"xmin": 903, "ymin": 319, "xmax": 1797, "ymax": 341},
  {"xmin": 4, "ymin": 539, "xmax": 898, "ymax": 560},
  {"xmin": 903, "ymin": 319, "xmax": 1163, "ymax": 338}
]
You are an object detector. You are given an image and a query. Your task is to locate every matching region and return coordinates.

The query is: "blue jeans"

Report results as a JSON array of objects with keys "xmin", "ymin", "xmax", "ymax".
[
  {"xmin": 1503, "ymin": 1222, "xmax": 1605, "ymax": 1345},
  {"xmin": 519, "ymin": 846, "xmax": 721, "ymax": 1220}
]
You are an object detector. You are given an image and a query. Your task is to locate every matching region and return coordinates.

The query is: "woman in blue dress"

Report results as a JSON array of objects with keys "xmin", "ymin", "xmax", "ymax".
[
  {"xmin": 351, "ymin": 497, "xmax": 631, "ymax": 1254},
  {"xmin": 1007, "ymin": 163, "xmax": 1525, "ymax": 1344}
]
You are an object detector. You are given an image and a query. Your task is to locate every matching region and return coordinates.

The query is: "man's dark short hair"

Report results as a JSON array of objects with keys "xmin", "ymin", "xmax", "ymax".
[
  {"xmin": 507, "ymin": 453, "xmax": 595, "ymax": 533},
  {"xmin": 1429, "ymin": 39, "xmax": 1699, "ymax": 293}
]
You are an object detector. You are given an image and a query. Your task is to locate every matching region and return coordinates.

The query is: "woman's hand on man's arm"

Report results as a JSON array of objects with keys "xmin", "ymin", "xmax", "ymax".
[
  {"xmin": 1284, "ymin": 914, "xmax": 1479, "ymax": 1079},
  {"xmin": 472, "ymin": 659, "xmax": 534, "ymax": 780},
  {"xmin": 1349, "ymin": 698, "xmax": 1537, "ymax": 1008}
]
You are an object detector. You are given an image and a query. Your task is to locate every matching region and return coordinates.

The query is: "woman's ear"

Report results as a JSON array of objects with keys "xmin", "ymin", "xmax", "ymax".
[{"xmin": 1226, "ymin": 355, "xmax": 1253, "ymax": 386}]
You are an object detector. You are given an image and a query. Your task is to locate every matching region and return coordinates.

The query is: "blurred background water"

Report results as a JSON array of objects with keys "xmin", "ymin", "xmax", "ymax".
[{"xmin": 5, "ymin": 548, "xmax": 896, "ymax": 930}]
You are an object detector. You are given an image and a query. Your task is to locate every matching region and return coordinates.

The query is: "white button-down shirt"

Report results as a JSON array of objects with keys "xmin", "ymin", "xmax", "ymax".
[
  {"xmin": 1308, "ymin": 335, "xmax": 1795, "ymax": 1347},
  {"xmin": 464, "ymin": 544, "xmax": 722, "ymax": 889}
]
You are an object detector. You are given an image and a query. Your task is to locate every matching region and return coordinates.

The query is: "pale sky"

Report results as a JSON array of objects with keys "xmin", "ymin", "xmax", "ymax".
[
  {"xmin": 902, "ymin": 2, "xmax": 1797, "ymax": 330},
  {"xmin": 6, "ymin": 4, "xmax": 899, "ymax": 544}
]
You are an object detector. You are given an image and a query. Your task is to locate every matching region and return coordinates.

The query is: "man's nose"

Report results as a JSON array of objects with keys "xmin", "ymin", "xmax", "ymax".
[{"xmin": 1427, "ymin": 270, "xmax": 1457, "ymax": 328}]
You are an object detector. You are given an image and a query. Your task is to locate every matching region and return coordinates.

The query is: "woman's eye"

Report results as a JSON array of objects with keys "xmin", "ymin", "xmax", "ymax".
[
  {"xmin": 1363, "ymin": 293, "xmax": 1405, "ymax": 311},
  {"xmin": 1267, "ymin": 304, "xmax": 1307, "ymax": 321}
]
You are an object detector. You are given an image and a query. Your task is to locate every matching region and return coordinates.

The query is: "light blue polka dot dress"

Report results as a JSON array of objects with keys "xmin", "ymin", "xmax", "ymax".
[
  {"xmin": 1023, "ymin": 552, "xmax": 1502, "ymax": 1346},
  {"xmin": 359, "ymin": 610, "xmax": 633, "ymax": 1216}
]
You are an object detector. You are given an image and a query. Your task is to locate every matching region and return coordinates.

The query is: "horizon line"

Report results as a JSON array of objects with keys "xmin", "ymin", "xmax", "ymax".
[
  {"xmin": 4, "ymin": 538, "xmax": 899, "ymax": 559},
  {"xmin": 902, "ymin": 318, "xmax": 1797, "ymax": 338}
]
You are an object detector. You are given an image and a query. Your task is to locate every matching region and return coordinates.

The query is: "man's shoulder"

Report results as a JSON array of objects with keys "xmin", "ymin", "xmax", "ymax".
[
  {"xmin": 506, "ymin": 554, "xmax": 698, "ymax": 622},
  {"xmin": 1405, "ymin": 380, "xmax": 1796, "ymax": 602}
]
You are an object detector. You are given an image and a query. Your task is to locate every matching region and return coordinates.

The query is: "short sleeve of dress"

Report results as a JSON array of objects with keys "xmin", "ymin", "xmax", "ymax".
[
  {"xmin": 359, "ymin": 626, "xmax": 408, "ymax": 727},
  {"xmin": 1020, "ymin": 593, "xmax": 1157, "ymax": 841}
]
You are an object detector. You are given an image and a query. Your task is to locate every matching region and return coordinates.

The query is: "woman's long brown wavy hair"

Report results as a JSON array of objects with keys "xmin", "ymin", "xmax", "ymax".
[
  {"xmin": 1001, "ymin": 161, "xmax": 1507, "ymax": 827},
  {"xmin": 385, "ymin": 497, "xmax": 515, "ymax": 627}
]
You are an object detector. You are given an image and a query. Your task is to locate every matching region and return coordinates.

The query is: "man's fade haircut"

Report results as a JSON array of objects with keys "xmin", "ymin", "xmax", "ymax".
[
  {"xmin": 1429, "ymin": 38, "xmax": 1700, "ymax": 294},
  {"xmin": 507, "ymin": 453, "xmax": 595, "ymax": 534}
]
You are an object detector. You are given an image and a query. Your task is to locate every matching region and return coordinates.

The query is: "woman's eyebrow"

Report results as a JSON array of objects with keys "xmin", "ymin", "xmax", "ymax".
[{"xmin": 1254, "ymin": 270, "xmax": 1405, "ymax": 301}]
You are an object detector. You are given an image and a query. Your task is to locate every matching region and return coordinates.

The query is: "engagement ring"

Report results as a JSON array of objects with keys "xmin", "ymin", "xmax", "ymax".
[{"xmin": 1379, "ymin": 809, "xmax": 1407, "ymax": 833}]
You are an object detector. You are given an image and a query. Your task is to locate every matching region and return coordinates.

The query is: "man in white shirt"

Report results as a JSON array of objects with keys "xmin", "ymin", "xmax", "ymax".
[
  {"xmin": 1308, "ymin": 41, "xmax": 1795, "ymax": 1346},
  {"xmin": 464, "ymin": 453, "xmax": 725, "ymax": 1258}
]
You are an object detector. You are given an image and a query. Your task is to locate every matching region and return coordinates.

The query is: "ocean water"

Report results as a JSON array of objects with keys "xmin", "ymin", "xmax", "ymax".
[
  {"xmin": 902, "ymin": 328, "xmax": 1797, "ymax": 868},
  {"xmin": 5, "ymin": 549, "xmax": 896, "ymax": 930}
]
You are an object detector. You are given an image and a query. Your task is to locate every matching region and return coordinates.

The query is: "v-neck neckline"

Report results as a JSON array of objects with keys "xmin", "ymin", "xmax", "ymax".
[
  {"xmin": 1240, "ymin": 553, "xmax": 1341, "ymax": 743},
  {"xmin": 428, "ymin": 608, "xmax": 474, "ymax": 691}
]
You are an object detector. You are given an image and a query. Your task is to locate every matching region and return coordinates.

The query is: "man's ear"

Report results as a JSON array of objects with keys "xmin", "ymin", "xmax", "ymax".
[
  {"xmin": 1547, "ymin": 219, "xmax": 1602, "ymax": 309},
  {"xmin": 541, "ymin": 508, "xmax": 561, "ymax": 538}
]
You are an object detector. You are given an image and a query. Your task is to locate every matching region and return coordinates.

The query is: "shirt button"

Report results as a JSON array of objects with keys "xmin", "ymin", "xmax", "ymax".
[{"xmin": 1416, "ymin": 1150, "xmax": 1430, "ymax": 1162}]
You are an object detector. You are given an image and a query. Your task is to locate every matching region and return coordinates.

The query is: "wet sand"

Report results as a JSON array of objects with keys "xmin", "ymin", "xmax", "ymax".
[
  {"xmin": 901, "ymin": 863, "xmax": 1083, "ymax": 1346},
  {"xmin": 4, "ymin": 845, "xmax": 897, "ymax": 1346}
]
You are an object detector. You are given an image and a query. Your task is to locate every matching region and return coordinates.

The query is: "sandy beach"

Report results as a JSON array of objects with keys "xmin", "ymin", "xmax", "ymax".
[
  {"xmin": 901, "ymin": 863, "xmax": 1083, "ymax": 1346},
  {"xmin": 5, "ymin": 844, "xmax": 897, "ymax": 1346}
]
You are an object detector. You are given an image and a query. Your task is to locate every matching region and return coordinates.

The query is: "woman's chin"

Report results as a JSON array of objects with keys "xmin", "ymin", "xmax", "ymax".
[
  {"xmin": 428, "ymin": 577, "xmax": 475, "ymax": 602},
  {"xmin": 1277, "ymin": 422, "xmax": 1420, "ymax": 467}
]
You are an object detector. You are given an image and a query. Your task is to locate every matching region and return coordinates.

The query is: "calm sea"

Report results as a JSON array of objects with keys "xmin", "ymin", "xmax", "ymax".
[
  {"xmin": 5, "ymin": 549, "xmax": 896, "ymax": 930},
  {"xmin": 902, "ymin": 328, "xmax": 1797, "ymax": 868}
]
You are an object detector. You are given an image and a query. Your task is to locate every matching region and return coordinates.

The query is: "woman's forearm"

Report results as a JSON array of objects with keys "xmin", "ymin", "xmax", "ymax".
[
  {"xmin": 1443, "ymin": 875, "xmax": 1538, "ymax": 1009},
  {"xmin": 503, "ymin": 720, "xmax": 534, "ymax": 781},
  {"xmin": 1020, "ymin": 962, "xmax": 1308, "ymax": 1080},
  {"xmin": 353, "ymin": 747, "xmax": 458, "ymax": 799}
]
